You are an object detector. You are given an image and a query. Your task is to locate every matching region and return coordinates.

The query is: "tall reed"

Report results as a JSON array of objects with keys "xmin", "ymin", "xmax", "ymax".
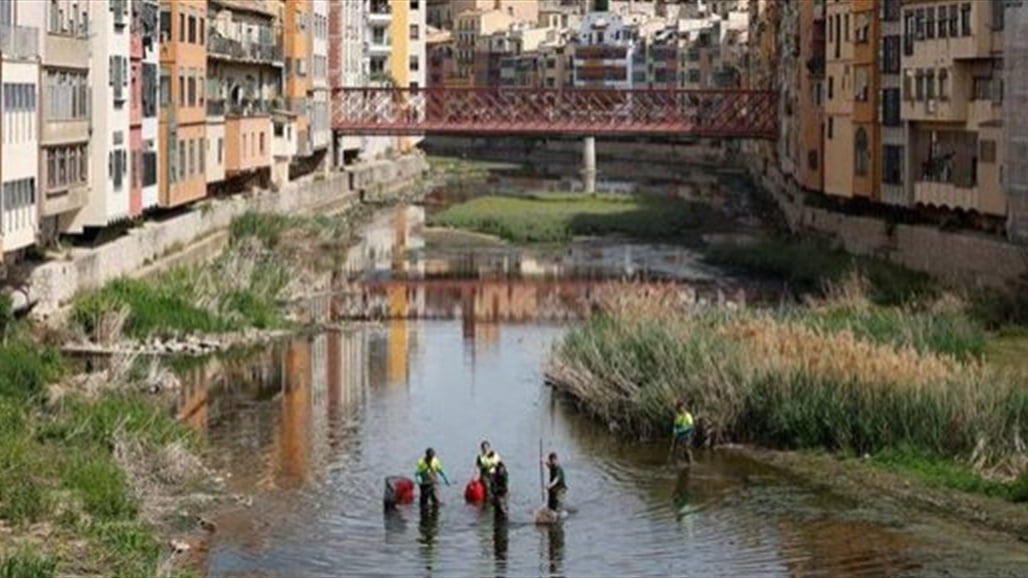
[{"xmin": 549, "ymin": 288, "xmax": 1027, "ymax": 475}]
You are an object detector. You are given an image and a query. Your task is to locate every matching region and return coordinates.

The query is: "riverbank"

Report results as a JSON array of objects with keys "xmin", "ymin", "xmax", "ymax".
[
  {"xmin": 546, "ymin": 282, "xmax": 1028, "ymax": 515},
  {"xmin": 22, "ymin": 154, "xmax": 427, "ymax": 320},
  {"xmin": 0, "ymin": 159, "xmax": 429, "ymax": 576}
]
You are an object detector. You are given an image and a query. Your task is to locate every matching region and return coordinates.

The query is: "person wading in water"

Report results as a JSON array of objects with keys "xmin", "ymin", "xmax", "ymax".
[
  {"xmin": 415, "ymin": 448, "xmax": 450, "ymax": 509},
  {"xmin": 475, "ymin": 440, "xmax": 500, "ymax": 498},
  {"xmin": 544, "ymin": 452, "xmax": 567, "ymax": 515},
  {"xmin": 673, "ymin": 401, "xmax": 695, "ymax": 464},
  {"xmin": 491, "ymin": 460, "xmax": 510, "ymax": 518}
]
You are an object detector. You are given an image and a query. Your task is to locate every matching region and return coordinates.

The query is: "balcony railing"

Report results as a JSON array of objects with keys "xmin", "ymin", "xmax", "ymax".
[
  {"xmin": 207, "ymin": 30, "xmax": 283, "ymax": 65},
  {"xmin": 207, "ymin": 99, "xmax": 226, "ymax": 117},
  {"xmin": 0, "ymin": 25, "xmax": 39, "ymax": 59},
  {"xmin": 226, "ymin": 99, "xmax": 273, "ymax": 117}
]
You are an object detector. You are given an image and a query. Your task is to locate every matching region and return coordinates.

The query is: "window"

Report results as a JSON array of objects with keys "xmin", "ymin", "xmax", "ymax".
[
  {"xmin": 160, "ymin": 67, "xmax": 171, "ymax": 107},
  {"xmin": 808, "ymin": 150, "xmax": 819, "ymax": 171},
  {"xmin": 915, "ymin": 69, "xmax": 925, "ymax": 100},
  {"xmin": 883, "ymin": 145, "xmax": 904, "ymax": 185},
  {"xmin": 160, "ymin": 6, "xmax": 171, "ymax": 41},
  {"xmin": 142, "ymin": 143, "xmax": 157, "ymax": 188},
  {"xmin": 828, "ymin": 76, "xmax": 834, "ymax": 100},
  {"xmin": 411, "ymin": 0, "xmax": 420, "ymax": 10},
  {"xmin": 844, "ymin": 13, "xmax": 850, "ymax": 41},
  {"xmin": 178, "ymin": 73, "xmax": 184, "ymax": 106},
  {"xmin": 926, "ymin": 6, "xmax": 936, "ymax": 38},
  {"xmin": 992, "ymin": 0, "xmax": 1006, "ymax": 30},
  {"xmin": 939, "ymin": 68, "xmax": 949, "ymax": 101},
  {"xmin": 218, "ymin": 137, "xmax": 223, "ymax": 164},
  {"xmin": 961, "ymin": 3, "xmax": 971, "ymax": 36},
  {"xmin": 827, "ymin": 117, "xmax": 834, "ymax": 139},
  {"xmin": 43, "ymin": 70, "xmax": 88, "ymax": 120},
  {"xmin": 179, "ymin": 13, "xmax": 185, "ymax": 42},
  {"xmin": 855, "ymin": 67, "xmax": 869, "ymax": 101},
  {"xmin": 882, "ymin": 36, "xmax": 901, "ymax": 74},
  {"xmin": 980, "ymin": 140, "xmax": 997, "ymax": 164},
  {"xmin": 409, "ymin": 56, "xmax": 419, "ymax": 72},
  {"xmin": 903, "ymin": 11, "xmax": 914, "ymax": 55},
  {"xmin": 973, "ymin": 76, "xmax": 992, "ymax": 100},
  {"xmin": 200, "ymin": 17, "xmax": 205, "ymax": 45},
  {"xmin": 110, "ymin": 55, "xmax": 127, "ymax": 103},
  {"xmin": 188, "ymin": 73, "xmax": 196, "ymax": 106},
  {"xmin": 882, "ymin": 88, "xmax": 901, "ymax": 126},
  {"xmin": 949, "ymin": 4, "xmax": 959, "ymax": 37},
  {"xmin": 883, "ymin": 0, "xmax": 901, "ymax": 21},
  {"xmin": 856, "ymin": 13, "xmax": 870, "ymax": 43},
  {"xmin": 110, "ymin": 149, "xmax": 126, "ymax": 190},
  {"xmin": 926, "ymin": 69, "xmax": 935, "ymax": 100},
  {"xmin": 44, "ymin": 145, "xmax": 88, "ymax": 191},
  {"xmin": 259, "ymin": 132, "xmax": 265, "ymax": 155},
  {"xmin": 855, "ymin": 128, "xmax": 869, "ymax": 176},
  {"xmin": 143, "ymin": 63, "xmax": 157, "ymax": 117},
  {"xmin": 410, "ymin": 24, "xmax": 420, "ymax": 40},
  {"xmin": 178, "ymin": 139, "xmax": 186, "ymax": 179}
]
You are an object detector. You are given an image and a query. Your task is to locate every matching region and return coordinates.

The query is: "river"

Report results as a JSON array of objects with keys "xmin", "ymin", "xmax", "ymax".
[{"xmin": 181, "ymin": 206, "xmax": 1028, "ymax": 577}]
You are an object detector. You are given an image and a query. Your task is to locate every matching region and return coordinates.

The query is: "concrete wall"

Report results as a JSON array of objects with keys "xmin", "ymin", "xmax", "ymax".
[
  {"xmin": 26, "ymin": 153, "xmax": 428, "ymax": 317},
  {"xmin": 752, "ymin": 162, "xmax": 1028, "ymax": 290}
]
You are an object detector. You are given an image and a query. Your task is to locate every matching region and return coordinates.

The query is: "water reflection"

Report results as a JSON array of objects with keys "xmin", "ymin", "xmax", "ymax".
[
  {"xmin": 418, "ymin": 507, "xmax": 441, "ymax": 574},
  {"xmin": 545, "ymin": 523, "xmax": 566, "ymax": 578}
]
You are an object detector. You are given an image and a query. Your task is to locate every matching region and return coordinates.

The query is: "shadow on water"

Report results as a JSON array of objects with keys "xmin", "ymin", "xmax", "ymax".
[{"xmin": 188, "ymin": 205, "xmax": 1028, "ymax": 577}]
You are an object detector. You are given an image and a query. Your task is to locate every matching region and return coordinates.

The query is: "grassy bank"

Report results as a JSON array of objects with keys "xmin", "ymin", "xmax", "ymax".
[
  {"xmin": 704, "ymin": 237, "xmax": 936, "ymax": 306},
  {"xmin": 70, "ymin": 210, "xmax": 366, "ymax": 341},
  {"xmin": 548, "ymin": 286, "xmax": 1028, "ymax": 500},
  {"xmin": 428, "ymin": 193, "xmax": 708, "ymax": 244},
  {"xmin": 0, "ymin": 330, "xmax": 204, "ymax": 577}
]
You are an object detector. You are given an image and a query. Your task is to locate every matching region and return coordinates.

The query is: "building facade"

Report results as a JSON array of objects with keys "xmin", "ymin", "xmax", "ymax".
[{"xmin": 0, "ymin": 0, "xmax": 41, "ymax": 257}]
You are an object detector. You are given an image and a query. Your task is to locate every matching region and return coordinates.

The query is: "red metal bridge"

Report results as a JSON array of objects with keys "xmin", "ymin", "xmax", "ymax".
[{"xmin": 331, "ymin": 87, "xmax": 777, "ymax": 139}]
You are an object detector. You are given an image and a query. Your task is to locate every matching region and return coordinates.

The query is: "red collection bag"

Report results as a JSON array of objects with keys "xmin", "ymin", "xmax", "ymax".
[{"xmin": 464, "ymin": 479, "xmax": 486, "ymax": 503}]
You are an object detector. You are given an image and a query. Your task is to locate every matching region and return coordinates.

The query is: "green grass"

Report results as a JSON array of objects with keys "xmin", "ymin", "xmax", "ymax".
[
  {"xmin": 73, "ymin": 278, "xmax": 231, "ymax": 339},
  {"xmin": 704, "ymin": 238, "xmax": 936, "ymax": 306},
  {"xmin": 0, "ymin": 547, "xmax": 57, "ymax": 578},
  {"xmin": 0, "ymin": 336, "xmax": 196, "ymax": 575},
  {"xmin": 428, "ymin": 193, "xmax": 707, "ymax": 244},
  {"xmin": 872, "ymin": 447, "xmax": 1028, "ymax": 502}
]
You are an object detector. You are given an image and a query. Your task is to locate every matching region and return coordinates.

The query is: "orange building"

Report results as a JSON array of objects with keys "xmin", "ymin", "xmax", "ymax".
[
  {"xmin": 158, "ymin": 0, "xmax": 208, "ymax": 207},
  {"xmin": 283, "ymin": 0, "xmax": 311, "ymax": 156}
]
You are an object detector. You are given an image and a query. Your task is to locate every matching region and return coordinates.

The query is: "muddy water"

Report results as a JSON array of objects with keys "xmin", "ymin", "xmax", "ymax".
[{"xmin": 185, "ymin": 207, "xmax": 1028, "ymax": 577}]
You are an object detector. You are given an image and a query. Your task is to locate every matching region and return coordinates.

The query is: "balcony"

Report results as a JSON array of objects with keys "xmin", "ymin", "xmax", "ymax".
[
  {"xmin": 914, "ymin": 180, "xmax": 980, "ymax": 212},
  {"xmin": 0, "ymin": 25, "xmax": 39, "ymax": 60},
  {"xmin": 207, "ymin": 30, "xmax": 283, "ymax": 65},
  {"xmin": 367, "ymin": 37, "xmax": 391, "ymax": 56},
  {"xmin": 368, "ymin": 0, "xmax": 392, "ymax": 25},
  {"xmin": 207, "ymin": 99, "xmax": 226, "ymax": 118}
]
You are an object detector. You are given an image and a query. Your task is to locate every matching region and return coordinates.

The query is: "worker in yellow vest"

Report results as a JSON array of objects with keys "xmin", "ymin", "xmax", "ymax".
[
  {"xmin": 673, "ymin": 401, "xmax": 695, "ymax": 464},
  {"xmin": 475, "ymin": 440, "xmax": 501, "ymax": 497},
  {"xmin": 415, "ymin": 447, "xmax": 450, "ymax": 509}
]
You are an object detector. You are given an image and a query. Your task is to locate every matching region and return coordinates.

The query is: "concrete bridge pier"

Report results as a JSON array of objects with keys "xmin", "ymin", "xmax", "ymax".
[{"xmin": 582, "ymin": 136, "xmax": 597, "ymax": 194}]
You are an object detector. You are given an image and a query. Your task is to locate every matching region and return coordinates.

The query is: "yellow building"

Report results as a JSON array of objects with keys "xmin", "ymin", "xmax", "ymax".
[
  {"xmin": 900, "ymin": 0, "xmax": 1007, "ymax": 220},
  {"xmin": 389, "ymin": 0, "xmax": 426, "ymax": 151},
  {"xmin": 823, "ymin": 0, "xmax": 856, "ymax": 199}
]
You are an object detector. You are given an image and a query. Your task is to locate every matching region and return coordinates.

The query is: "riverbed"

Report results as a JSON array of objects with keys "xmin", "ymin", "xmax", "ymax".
[{"xmin": 180, "ymin": 205, "xmax": 1028, "ymax": 577}]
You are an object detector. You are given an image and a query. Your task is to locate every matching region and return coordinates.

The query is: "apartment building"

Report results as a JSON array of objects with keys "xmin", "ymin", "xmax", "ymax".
[
  {"xmin": 390, "ymin": 0, "xmax": 426, "ymax": 152},
  {"xmin": 283, "ymin": 0, "xmax": 311, "ymax": 165},
  {"xmin": 68, "ymin": 0, "xmax": 133, "ymax": 233},
  {"xmin": 159, "ymin": 0, "xmax": 207, "ymax": 207},
  {"xmin": 39, "ymin": 0, "xmax": 91, "ymax": 236},
  {"xmin": 573, "ymin": 12, "xmax": 643, "ymax": 89},
  {"xmin": 0, "ymin": 0, "xmax": 42, "ymax": 258},
  {"xmin": 429, "ymin": 0, "xmax": 540, "ymax": 31},
  {"xmin": 309, "ymin": 0, "xmax": 330, "ymax": 159},
  {"xmin": 823, "ymin": 0, "xmax": 856, "ymax": 198},
  {"xmin": 796, "ymin": 0, "xmax": 826, "ymax": 193},
  {"xmin": 454, "ymin": 9, "xmax": 514, "ymax": 84},
  {"xmin": 328, "ymin": 0, "xmax": 363, "ymax": 166},
  {"xmin": 880, "ymin": 0, "xmax": 904, "ymax": 205},
  {"xmin": 427, "ymin": 27, "xmax": 455, "ymax": 87},
  {"xmin": 1007, "ymin": 3, "xmax": 1028, "ymax": 242},
  {"xmin": 901, "ymin": 0, "xmax": 1006, "ymax": 220},
  {"xmin": 206, "ymin": 0, "xmax": 278, "ymax": 190},
  {"xmin": 132, "ymin": 0, "xmax": 161, "ymax": 215}
]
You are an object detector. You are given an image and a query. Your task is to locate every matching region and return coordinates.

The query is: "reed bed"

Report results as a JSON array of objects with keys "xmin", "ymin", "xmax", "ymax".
[{"xmin": 549, "ymin": 286, "xmax": 1028, "ymax": 476}]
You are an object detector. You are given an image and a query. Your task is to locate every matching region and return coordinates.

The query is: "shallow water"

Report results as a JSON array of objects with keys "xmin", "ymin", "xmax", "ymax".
[{"xmin": 183, "ymin": 206, "xmax": 1028, "ymax": 577}]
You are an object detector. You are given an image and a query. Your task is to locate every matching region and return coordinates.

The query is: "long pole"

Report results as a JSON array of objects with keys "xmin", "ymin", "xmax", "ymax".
[{"xmin": 539, "ymin": 438, "xmax": 545, "ymax": 504}]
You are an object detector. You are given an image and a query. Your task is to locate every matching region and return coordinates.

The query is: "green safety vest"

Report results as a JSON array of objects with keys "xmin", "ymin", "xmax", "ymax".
[
  {"xmin": 416, "ymin": 457, "xmax": 443, "ymax": 483},
  {"xmin": 477, "ymin": 451, "xmax": 500, "ymax": 472},
  {"xmin": 674, "ymin": 411, "xmax": 694, "ymax": 433}
]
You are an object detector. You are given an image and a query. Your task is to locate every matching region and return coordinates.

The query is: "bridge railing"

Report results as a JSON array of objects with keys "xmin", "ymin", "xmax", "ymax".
[{"xmin": 331, "ymin": 87, "xmax": 777, "ymax": 138}]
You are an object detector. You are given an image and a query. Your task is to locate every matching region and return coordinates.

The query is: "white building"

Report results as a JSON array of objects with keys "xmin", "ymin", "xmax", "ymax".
[
  {"xmin": 138, "ymin": 0, "xmax": 160, "ymax": 212},
  {"xmin": 329, "ymin": 0, "xmax": 364, "ymax": 166},
  {"xmin": 72, "ymin": 0, "xmax": 132, "ymax": 232},
  {"xmin": 0, "ymin": 0, "xmax": 43, "ymax": 257},
  {"xmin": 573, "ymin": 12, "xmax": 644, "ymax": 89},
  {"xmin": 309, "ymin": 0, "xmax": 330, "ymax": 156}
]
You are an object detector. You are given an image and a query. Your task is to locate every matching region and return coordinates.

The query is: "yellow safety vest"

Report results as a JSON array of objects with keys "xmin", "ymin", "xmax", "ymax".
[
  {"xmin": 477, "ymin": 451, "xmax": 500, "ymax": 472},
  {"xmin": 416, "ymin": 457, "xmax": 443, "ymax": 478}
]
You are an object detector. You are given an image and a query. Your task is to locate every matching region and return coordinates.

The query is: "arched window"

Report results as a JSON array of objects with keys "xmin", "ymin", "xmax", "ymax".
[{"xmin": 855, "ymin": 127, "xmax": 869, "ymax": 176}]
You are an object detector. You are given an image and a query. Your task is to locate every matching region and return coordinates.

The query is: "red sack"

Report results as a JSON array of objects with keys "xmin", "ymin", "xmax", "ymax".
[
  {"xmin": 464, "ymin": 479, "xmax": 486, "ymax": 503},
  {"xmin": 394, "ymin": 478, "xmax": 415, "ymax": 504}
]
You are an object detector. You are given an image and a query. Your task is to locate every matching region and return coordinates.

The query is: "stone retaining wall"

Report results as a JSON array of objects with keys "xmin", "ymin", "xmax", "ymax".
[
  {"xmin": 750, "ymin": 163, "xmax": 1028, "ymax": 290},
  {"xmin": 27, "ymin": 154, "xmax": 427, "ymax": 317}
]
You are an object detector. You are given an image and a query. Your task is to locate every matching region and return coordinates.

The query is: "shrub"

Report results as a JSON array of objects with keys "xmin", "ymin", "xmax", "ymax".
[
  {"xmin": 0, "ymin": 547, "xmax": 57, "ymax": 578},
  {"xmin": 0, "ymin": 341, "xmax": 65, "ymax": 400}
]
